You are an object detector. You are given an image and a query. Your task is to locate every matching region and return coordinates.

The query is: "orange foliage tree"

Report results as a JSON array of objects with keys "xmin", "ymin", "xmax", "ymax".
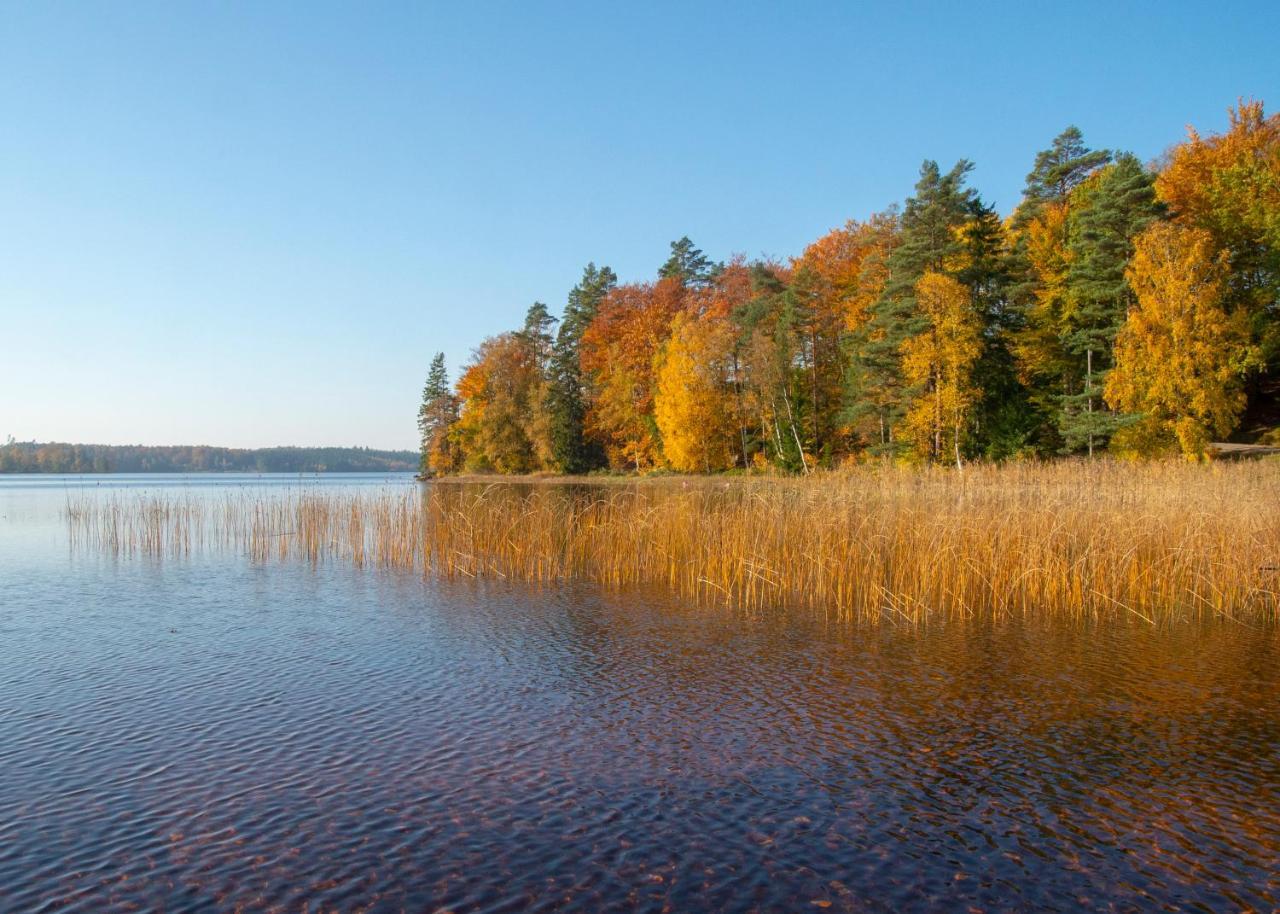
[
  {"xmin": 452, "ymin": 333, "xmax": 544, "ymax": 473},
  {"xmin": 579, "ymin": 278, "xmax": 689, "ymax": 470},
  {"xmin": 791, "ymin": 212, "xmax": 900, "ymax": 456}
]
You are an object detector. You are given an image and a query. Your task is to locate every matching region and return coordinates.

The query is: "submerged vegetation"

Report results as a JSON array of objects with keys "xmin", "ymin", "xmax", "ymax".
[
  {"xmin": 420, "ymin": 102, "xmax": 1280, "ymax": 474},
  {"xmin": 67, "ymin": 460, "xmax": 1280, "ymax": 623}
]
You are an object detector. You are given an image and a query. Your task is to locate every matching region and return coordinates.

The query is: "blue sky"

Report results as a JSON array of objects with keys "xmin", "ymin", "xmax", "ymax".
[{"xmin": 1, "ymin": 1, "xmax": 1276, "ymax": 450}]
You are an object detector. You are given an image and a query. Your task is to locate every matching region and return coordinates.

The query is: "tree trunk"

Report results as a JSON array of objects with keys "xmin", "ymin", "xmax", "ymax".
[
  {"xmin": 781, "ymin": 387, "xmax": 809, "ymax": 475},
  {"xmin": 1086, "ymin": 348, "xmax": 1094, "ymax": 459},
  {"xmin": 934, "ymin": 372, "xmax": 943, "ymax": 462}
]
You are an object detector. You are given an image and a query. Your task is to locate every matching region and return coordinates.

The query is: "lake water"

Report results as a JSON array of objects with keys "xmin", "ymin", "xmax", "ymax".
[{"xmin": 2, "ymin": 474, "xmax": 1278, "ymax": 912}]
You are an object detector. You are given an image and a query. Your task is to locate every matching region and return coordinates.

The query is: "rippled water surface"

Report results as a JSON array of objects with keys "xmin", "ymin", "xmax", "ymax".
[{"xmin": 2, "ymin": 474, "xmax": 1279, "ymax": 912}]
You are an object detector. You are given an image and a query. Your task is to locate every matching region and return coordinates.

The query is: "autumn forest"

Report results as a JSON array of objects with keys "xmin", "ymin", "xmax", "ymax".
[{"xmin": 418, "ymin": 102, "xmax": 1280, "ymax": 475}]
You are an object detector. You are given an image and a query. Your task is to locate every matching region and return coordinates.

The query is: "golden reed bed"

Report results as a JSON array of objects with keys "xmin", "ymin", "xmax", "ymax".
[{"xmin": 65, "ymin": 460, "xmax": 1280, "ymax": 623}]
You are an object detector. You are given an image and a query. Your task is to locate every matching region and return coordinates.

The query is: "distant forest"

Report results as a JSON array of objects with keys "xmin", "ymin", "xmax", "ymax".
[{"xmin": 0, "ymin": 441, "xmax": 417, "ymax": 474}]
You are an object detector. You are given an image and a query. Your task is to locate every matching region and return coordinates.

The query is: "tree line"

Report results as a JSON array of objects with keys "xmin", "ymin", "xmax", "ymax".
[
  {"xmin": 0, "ymin": 441, "xmax": 417, "ymax": 474},
  {"xmin": 419, "ymin": 101, "xmax": 1279, "ymax": 474}
]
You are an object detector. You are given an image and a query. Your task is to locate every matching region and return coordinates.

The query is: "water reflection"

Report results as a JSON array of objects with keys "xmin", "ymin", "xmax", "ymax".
[{"xmin": 1, "ymin": 476, "xmax": 1277, "ymax": 911}]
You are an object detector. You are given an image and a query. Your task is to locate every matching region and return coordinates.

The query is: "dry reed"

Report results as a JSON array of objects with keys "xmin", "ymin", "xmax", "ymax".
[{"xmin": 64, "ymin": 460, "xmax": 1280, "ymax": 623}]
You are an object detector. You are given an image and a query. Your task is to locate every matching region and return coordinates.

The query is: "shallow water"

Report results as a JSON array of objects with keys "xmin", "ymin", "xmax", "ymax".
[{"xmin": 2, "ymin": 474, "xmax": 1278, "ymax": 912}]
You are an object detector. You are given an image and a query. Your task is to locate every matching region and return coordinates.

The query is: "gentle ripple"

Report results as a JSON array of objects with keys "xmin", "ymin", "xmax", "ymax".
[{"xmin": 1, "ymin": 475, "xmax": 1278, "ymax": 912}]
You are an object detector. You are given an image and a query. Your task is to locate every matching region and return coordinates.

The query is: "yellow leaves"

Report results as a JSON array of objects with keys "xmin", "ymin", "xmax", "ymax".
[
  {"xmin": 1025, "ymin": 201, "xmax": 1071, "ymax": 301},
  {"xmin": 587, "ymin": 362, "xmax": 656, "ymax": 471},
  {"xmin": 452, "ymin": 334, "xmax": 545, "ymax": 473},
  {"xmin": 653, "ymin": 311, "xmax": 738, "ymax": 472},
  {"xmin": 898, "ymin": 272, "xmax": 983, "ymax": 464},
  {"xmin": 941, "ymin": 220, "xmax": 980, "ymax": 275},
  {"xmin": 1155, "ymin": 100, "xmax": 1280, "ymax": 331},
  {"xmin": 1156, "ymin": 100, "xmax": 1280, "ymax": 250},
  {"xmin": 1011, "ymin": 201, "xmax": 1074, "ymax": 383},
  {"xmin": 1105, "ymin": 222, "xmax": 1262, "ymax": 459}
]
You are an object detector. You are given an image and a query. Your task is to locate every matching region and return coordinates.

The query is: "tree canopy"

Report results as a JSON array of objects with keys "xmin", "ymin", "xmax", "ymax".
[{"xmin": 418, "ymin": 101, "xmax": 1279, "ymax": 472}]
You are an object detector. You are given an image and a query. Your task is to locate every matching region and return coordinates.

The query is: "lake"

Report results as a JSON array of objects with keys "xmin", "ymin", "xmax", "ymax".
[{"xmin": 2, "ymin": 473, "xmax": 1278, "ymax": 912}]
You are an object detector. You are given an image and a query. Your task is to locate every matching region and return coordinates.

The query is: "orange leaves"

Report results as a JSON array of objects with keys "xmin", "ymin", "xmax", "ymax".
[
  {"xmin": 580, "ymin": 278, "xmax": 692, "ymax": 470},
  {"xmin": 453, "ymin": 334, "xmax": 543, "ymax": 473},
  {"xmin": 1156, "ymin": 100, "xmax": 1280, "ymax": 250},
  {"xmin": 793, "ymin": 211, "xmax": 899, "ymax": 332},
  {"xmin": 580, "ymin": 279, "xmax": 688, "ymax": 381},
  {"xmin": 436, "ymin": 101, "xmax": 1277, "ymax": 475},
  {"xmin": 690, "ymin": 257, "xmax": 754, "ymax": 321}
]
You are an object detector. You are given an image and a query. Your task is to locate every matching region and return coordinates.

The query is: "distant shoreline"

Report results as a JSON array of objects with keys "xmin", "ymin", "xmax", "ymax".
[
  {"xmin": 0, "ymin": 442, "xmax": 416, "ymax": 474},
  {"xmin": 1, "ymin": 469, "xmax": 417, "ymax": 475}
]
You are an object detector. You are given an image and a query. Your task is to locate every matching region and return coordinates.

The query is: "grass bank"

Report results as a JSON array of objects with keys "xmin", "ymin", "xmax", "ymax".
[{"xmin": 66, "ymin": 460, "xmax": 1280, "ymax": 623}]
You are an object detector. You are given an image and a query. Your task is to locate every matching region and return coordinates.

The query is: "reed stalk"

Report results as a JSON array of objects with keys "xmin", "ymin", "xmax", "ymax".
[{"xmin": 64, "ymin": 460, "xmax": 1280, "ymax": 623}]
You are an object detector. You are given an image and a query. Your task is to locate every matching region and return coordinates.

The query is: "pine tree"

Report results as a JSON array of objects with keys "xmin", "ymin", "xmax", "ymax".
[
  {"xmin": 417, "ymin": 353, "xmax": 460, "ymax": 476},
  {"xmin": 517, "ymin": 303, "xmax": 559, "ymax": 468},
  {"xmin": 658, "ymin": 236, "xmax": 720, "ymax": 288},
  {"xmin": 1059, "ymin": 153, "xmax": 1165, "ymax": 454},
  {"xmin": 518, "ymin": 302, "xmax": 557, "ymax": 370},
  {"xmin": 852, "ymin": 160, "xmax": 979, "ymax": 455},
  {"xmin": 1007, "ymin": 127, "xmax": 1112, "ymax": 452},
  {"xmin": 781, "ymin": 265, "xmax": 844, "ymax": 462},
  {"xmin": 1016, "ymin": 126, "xmax": 1112, "ymax": 225},
  {"xmin": 548, "ymin": 264, "xmax": 616, "ymax": 472},
  {"xmin": 952, "ymin": 204, "xmax": 1042, "ymax": 459}
]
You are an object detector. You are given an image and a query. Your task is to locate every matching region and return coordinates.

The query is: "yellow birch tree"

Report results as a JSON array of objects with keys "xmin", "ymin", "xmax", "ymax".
[
  {"xmin": 899, "ymin": 271, "xmax": 983, "ymax": 466},
  {"xmin": 1105, "ymin": 221, "xmax": 1262, "ymax": 458},
  {"xmin": 653, "ymin": 311, "xmax": 737, "ymax": 472}
]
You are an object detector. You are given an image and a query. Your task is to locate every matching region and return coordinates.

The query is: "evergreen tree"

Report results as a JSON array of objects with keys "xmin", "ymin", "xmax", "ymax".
[
  {"xmin": 659, "ymin": 236, "xmax": 720, "ymax": 287},
  {"xmin": 955, "ymin": 203, "xmax": 1042, "ymax": 458},
  {"xmin": 784, "ymin": 265, "xmax": 843, "ymax": 462},
  {"xmin": 1017, "ymin": 126, "xmax": 1112, "ymax": 223},
  {"xmin": 852, "ymin": 161, "xmax": 980, "ymax": 454},
  {"xmin": 427, "ymin": 109, "xmax": 1273, "ymax": 472},
  {"xmin": 519, "ymin": 302, "xmax": 557, "ymax": 370},
  {"xmin": 547, "ymin": 263, "xmax": 616, "ymax": 472},
  {"xmin": 1059, "ymin": 153, "xmax": 1165, "ymax": 454},
  {"xmin": 417, "ymin": 353, "xmax": 460, "ymax": 475},
  {"xmin": 515, "ymin": 303, "xmax": 559, "ymax": 467},
  {"xmin": 1005, "ymin": 128, "xmax": 1112, "ymax": 452}
]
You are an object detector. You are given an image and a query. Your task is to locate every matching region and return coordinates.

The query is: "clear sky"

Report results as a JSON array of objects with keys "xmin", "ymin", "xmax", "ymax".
[{"xmin": 1, "ymin": 1, "xmax": 1276, "ymax": 450}]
